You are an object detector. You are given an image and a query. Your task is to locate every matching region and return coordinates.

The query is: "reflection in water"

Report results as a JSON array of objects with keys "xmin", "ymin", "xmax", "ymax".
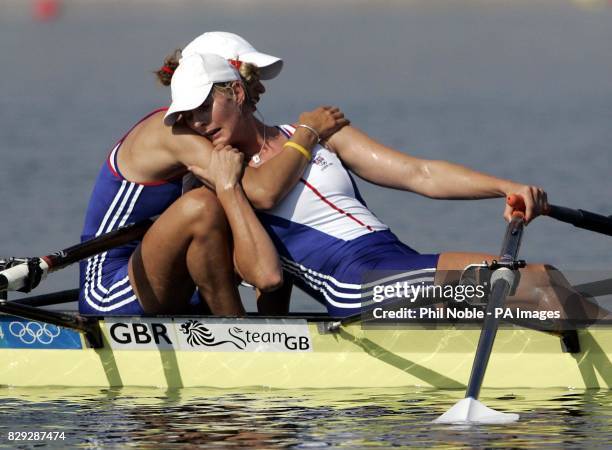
[{"xmin": 1, "ymin": 387, "xmax": 611, "ymax": 448}]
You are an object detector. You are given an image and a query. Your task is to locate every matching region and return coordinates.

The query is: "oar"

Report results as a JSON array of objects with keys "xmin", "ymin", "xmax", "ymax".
[
  {"xmin": 12, "ymin": 288, "xmax": 79, "ymax": 307},
  {"xmin": 0, "ymin": 217, "xmax": 155, "ymax": 293},
  {"xmin": 573, "ymin": 278, "xmax": 612, "ymax": 298},
  {"xmin": 0, "ymin": 301, "xmax": 103, "ymax": 348},
  {"xmin": 546, "ymin": 204, "xmax": 612, "ymax": 237},
  {"xmin": 435, "ymin": 195, "xmax": 525, "ymax": 424}
]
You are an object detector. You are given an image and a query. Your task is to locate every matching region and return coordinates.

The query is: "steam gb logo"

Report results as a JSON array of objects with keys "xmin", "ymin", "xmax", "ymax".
[
  {"xmin": 180, "ymin": 320, "xmax": 246, "ymax": 349},
  {"xmin": 178, "ymin": 319, "xmax": 311, "ymax": 352},
  {"xmin": 0, "ymin": 317, "xmax": 82, "ymax": 349}
]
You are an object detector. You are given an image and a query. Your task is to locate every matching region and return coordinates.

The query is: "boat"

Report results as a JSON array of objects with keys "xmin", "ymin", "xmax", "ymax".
[
  {"xmin": 1, "ymin": 312, "xmax": 611, "ymax": 389},
  {"xmin": 2, "ymin": 199, "xmax": 612, "ymax": 423}
]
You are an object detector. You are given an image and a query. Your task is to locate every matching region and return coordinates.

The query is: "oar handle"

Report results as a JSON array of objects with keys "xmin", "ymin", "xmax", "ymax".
[
  {"xmin": 507, "ymin": 195, "xmax": 612, "ymax": 238},
  {"xmin": 506, "ymin": 194, "xmax": 526, "ymax": 219}
]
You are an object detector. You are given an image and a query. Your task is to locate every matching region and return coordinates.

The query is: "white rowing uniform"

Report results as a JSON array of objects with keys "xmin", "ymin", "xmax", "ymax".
[{"xmin": 257, "ymin": 125, "xmax": 439, "ymax": 317}]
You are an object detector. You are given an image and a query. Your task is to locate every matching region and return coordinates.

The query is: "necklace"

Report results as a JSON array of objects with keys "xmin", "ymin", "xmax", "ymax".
[{"xmin": 251, "ymin": 123, "xmax": 266, "ymax": 165}]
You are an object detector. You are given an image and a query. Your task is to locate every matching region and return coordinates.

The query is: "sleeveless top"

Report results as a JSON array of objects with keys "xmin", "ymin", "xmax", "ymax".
[
  {"xmin": 258, "ymin": 125, "xmax": 432, "ymax": 315},
  {"xmin": 79, "ymin": 109, "xmax": 183, "ymax": 297}
]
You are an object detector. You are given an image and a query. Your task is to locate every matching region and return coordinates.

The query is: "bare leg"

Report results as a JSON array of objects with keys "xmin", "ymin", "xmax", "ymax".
[
  {"xmin": 128, "ymin": 187, "xmax": 244, "ymax": 316},
  {"xmin": 257, "ymin": 276, "xmax": 293, "ymax": 316},
  {"xmin": 436, "ymin": 252, "xmax": 611, "ymax": 323}
]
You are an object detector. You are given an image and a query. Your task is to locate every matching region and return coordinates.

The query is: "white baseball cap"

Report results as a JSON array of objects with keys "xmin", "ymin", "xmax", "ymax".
[
  {"xmin": 181, "ymin": 31, "xmax": 283, "ymax": 80},
  {"xmin": 164, "ymin": 53, "xmax": 241, "ymax": 126}
]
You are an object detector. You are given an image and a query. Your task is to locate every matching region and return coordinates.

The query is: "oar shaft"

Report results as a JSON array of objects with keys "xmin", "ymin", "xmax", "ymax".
[
  {"xmin": 0, "ymin": 217, "xmax": 155, "ymax": 292},
  {"xmin": 13, "ymin": 289, "xmax": 79, "ymax": 307},
  {"xmin": 43, "ymin": 218, "xmax": 154, "ymax": 271},
  {"xmin": 0, "ymin": 301, "xmax": 103, "ymax": 348},
  {"xmin": 465, "ymin": 275, "xmax": 512, "ymax": 399},
  {"xmin": 464, "ymin": 212, "xmax": 525, "ymax": 400},
  {"xmin": 547, "ymin": 205, "xmax": 612, "ymax": 237},
  {"xmin": 499, "ymin": 212, "xmax": 524, "ymax": 261}
]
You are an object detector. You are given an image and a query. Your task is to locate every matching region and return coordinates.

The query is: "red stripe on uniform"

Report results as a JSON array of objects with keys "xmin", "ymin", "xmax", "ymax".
[
  {"xmin": 106, "ymin": 158, "xmax": 120, "ymax": 179},
  {"xmin": 301, "ymin": 179, "xmax": 374, "ymax": 231}
]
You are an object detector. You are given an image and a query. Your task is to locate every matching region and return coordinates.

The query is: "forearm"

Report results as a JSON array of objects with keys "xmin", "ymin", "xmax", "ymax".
[
  {"xmin": 416, "ymin": 160, "xmax": 523, "ymax": 199},
  {"xmin": 217, "ymin": 185, "xmax": 282, "ymax": 291},
  {"xmin": 242, "ymin": 127, "xmax": 317, "ymax": 209}
]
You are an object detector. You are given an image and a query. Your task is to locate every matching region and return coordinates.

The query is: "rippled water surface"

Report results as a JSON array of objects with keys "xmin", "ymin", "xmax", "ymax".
[{"xmin": 1, "ymin": 387, "xmax": 612, "ymax": 448}]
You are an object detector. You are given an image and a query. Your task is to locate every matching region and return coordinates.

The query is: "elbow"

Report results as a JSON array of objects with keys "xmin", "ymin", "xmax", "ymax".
[
  {"xmin": 248, "ymin": 188, "xmax": 280, "ymax": 210},
  {"xmin": 252, "ymin": 196, "xmax": 277, "ymax": 211},
  {"xmin": 413, "ymin": 160, "xmax": 440, "ymax": 199}
]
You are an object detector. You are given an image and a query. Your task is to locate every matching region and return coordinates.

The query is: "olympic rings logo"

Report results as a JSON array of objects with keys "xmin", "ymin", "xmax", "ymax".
[{"xmin": 8, "ymin": 321, "xmax": 61, "ymax": 345}]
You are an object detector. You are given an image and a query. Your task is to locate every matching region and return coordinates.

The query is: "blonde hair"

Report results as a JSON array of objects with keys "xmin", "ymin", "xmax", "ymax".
[{"xmin": 155, "ymin": 49, "xmax": 262, "ymax": 108}]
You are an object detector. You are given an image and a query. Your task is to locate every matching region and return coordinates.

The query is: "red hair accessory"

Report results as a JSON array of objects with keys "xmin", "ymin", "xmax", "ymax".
[
  {"xmin": 160, "ymin": 65, "xmax": 174, "ymax": 75},
  {"xmin": 228, "ymin": 59, "xmax": 243, "ymax": 70}
]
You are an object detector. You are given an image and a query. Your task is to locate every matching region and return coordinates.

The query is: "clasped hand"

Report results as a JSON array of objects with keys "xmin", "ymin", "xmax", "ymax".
[{"xmin": 188, "ymin": 144, "xmax": 244, "ymax": 192}]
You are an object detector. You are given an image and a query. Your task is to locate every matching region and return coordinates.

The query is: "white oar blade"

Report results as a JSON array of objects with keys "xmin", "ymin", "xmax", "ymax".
[{"xmin": 434, "ymin": 397, "xmax": 519, "ymax": 424}]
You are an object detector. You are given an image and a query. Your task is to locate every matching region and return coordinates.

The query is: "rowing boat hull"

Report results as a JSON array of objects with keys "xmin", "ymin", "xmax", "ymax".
[{"xmin": 1, "ymin": 315, "xmax": 611, "ymax": 389}]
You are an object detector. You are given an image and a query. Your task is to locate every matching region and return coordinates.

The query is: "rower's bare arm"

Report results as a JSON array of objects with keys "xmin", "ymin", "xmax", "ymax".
[
  {"xmin": 210, "ymin": 146, "xmax": 283, "ymax": 291},
  {"xmin": 242, "ymin": 106, "xmax": 349, "ymax": 210},
  {"xmin": 328, "ymin": 126, "xmax": 547, "ymax": 222},
  {"xmin": 117, "ymin": 113, "xmax": 205, "ymax": 183}
]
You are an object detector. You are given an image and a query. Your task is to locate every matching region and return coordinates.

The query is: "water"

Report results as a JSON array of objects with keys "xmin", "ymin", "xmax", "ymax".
[
  {"xmin": 1, "ymin": 387, "xmax": 612, "ymax": 448},
  {"xmin": 1, "ymin": 0, "xmax": 612, "ymax": 447},
  {"xmin": 1, "ymin": 0, "xmax": 612, "ymax": 309}
]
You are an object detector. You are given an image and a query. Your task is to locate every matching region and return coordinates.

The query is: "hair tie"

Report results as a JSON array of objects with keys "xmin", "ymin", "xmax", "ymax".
[
  {"xmin": 160, "ymin": 65, "xmax": 175, "ymax": 75},
  {"xmin": 228, "ymin": 59, "xmax": 243, "ymax": 70}
]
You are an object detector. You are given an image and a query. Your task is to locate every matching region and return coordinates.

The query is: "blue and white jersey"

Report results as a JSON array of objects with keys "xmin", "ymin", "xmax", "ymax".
[
  {"xmin": 78, "ymin": 109, "xmax": 182, "ymax": 314},
  {"xmin": 265, "ymin": 125, "xmax": 389, "ymax": 241},
  {"xmin": 258, "ymin": 125, "xmax": 439, "ymax": 317}
]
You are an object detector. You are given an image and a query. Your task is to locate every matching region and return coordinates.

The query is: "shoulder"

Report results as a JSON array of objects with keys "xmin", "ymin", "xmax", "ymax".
[
  {"xmin": 135, "ymin": 112, "xmax": 213, "ymax": 156},
  {"xmin": 124, "ymin": 110, "xmax": 169, "ymax": 147},
  {"xmin": 167, "ymin": 124, "xmax": 215, "ymax": 157}
]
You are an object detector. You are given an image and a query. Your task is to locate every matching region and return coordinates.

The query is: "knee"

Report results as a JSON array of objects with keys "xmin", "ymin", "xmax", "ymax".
[
  {"xmin": 177, "ymin": 188, "xmax": 228, "ymax": 237},
  {"xmin": 256, "ymin": 270, "xmax": 284, "ymax": 293},
  {"xmin": 531, "ymin": 263, "xmax": 558, "ymax": 272},
  {"xmin": 521, "ymin": 263, "xmax": 565, "ymax": 305},
  {"xmin": 527, "ymin": 263, "xmax": 559, "ymax": 282}
]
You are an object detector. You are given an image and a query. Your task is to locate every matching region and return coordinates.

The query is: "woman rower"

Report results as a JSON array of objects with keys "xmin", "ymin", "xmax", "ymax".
[
  {"xmin": 183, "ymin": 32, "xmax": 610, "ymax": 323},
  {"xmin": 78, "ymin": 51, "xmax": 348, "ymax": 316}
]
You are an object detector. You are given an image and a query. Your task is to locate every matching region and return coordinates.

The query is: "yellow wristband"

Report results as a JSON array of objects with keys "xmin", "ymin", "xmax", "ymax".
[{"xmin": 283, "ymin": 141, "xmax": 312, "ymax": 161}]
